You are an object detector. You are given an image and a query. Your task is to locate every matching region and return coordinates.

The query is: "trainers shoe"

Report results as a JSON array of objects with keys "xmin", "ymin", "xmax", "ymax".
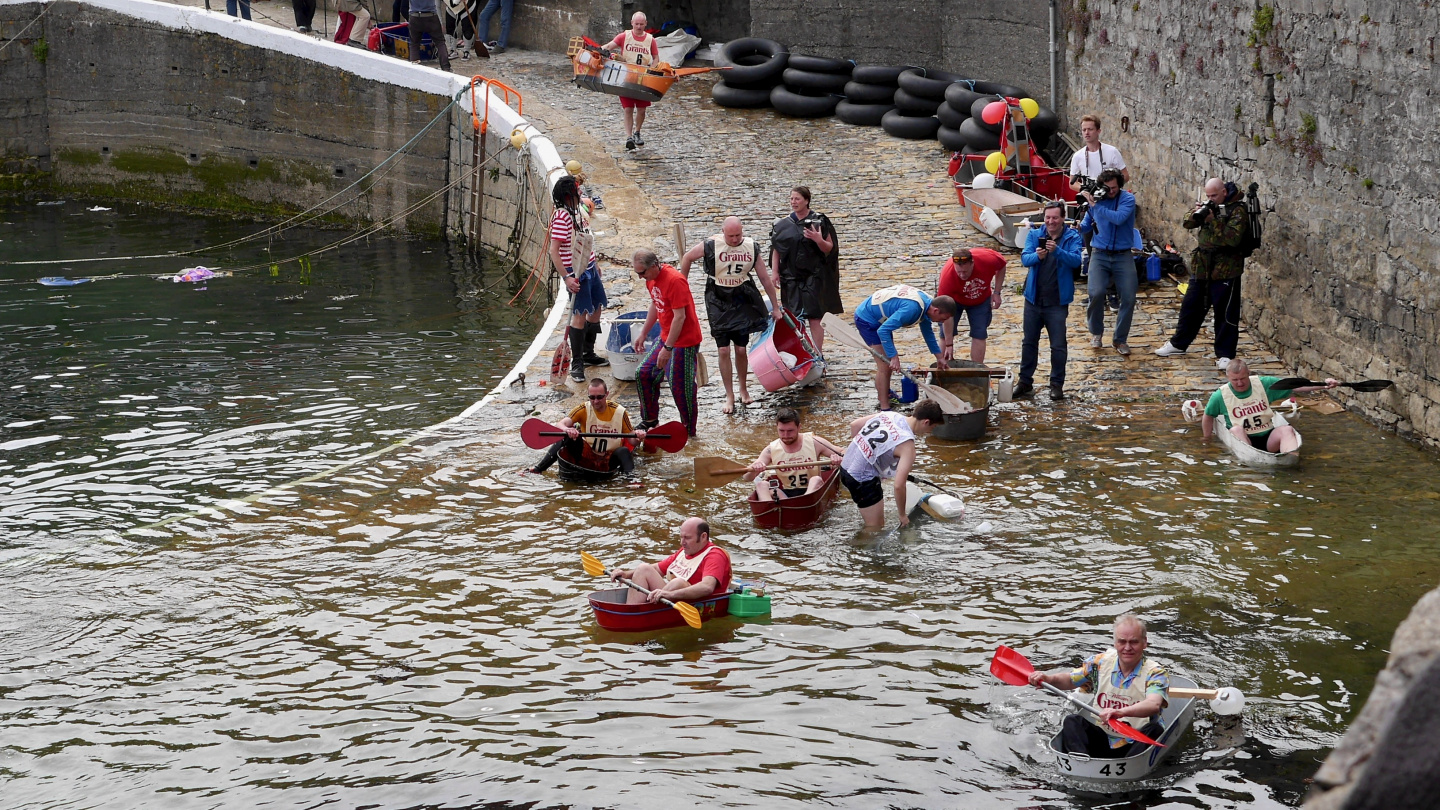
[
  {"xmin": 570, "ymin": 363, "xmax": 586, "ymax": 382},
  {"xmin": 582, "ymin": 354, "xmax": 609, "ymax": 367},
  {"xmin": 1090, "ymin": 334, "xmax": 1103, "ymax": 349},
  {"xmin": 590, "ymin": 192, "xmax": 605, "ymax": 210},
  {"xmin": 1011, "ymin": 380, "xmax": 1034, "ymax": 399},
  {"xmin": 1049, "ymin": 386, "xmax": 1066, "ymax": 401},
  {"xmin": 633, "ymin": 130, "xmax": 644, "ymax": 146},
  {"xmin": 1115, "ymin": 342, "xmax": 1131, "ymax": 356},
  {"xmin": 487, "ymin": 41, "xmax": 504, "ymax": 54},
  {"xmin": 625, "ymin": 137, "xmax": 636, "ymax": 151},
  {"xmin": 1155, "ymin": 340, "xmax": 1187, "ymax": 357},
  {"xmin": 1216, "ymin": 357, "xmax": 1233, "ymax": 370}
]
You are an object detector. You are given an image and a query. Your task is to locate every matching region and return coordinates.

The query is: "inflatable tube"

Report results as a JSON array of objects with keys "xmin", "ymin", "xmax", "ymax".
[
  {"xmin": 944, "ymin": 83, "xmax": 986, "ymax": 112},
  {"xmin": 770, "ymin": 85, "xmax": 840, "ymax": 118},
  {"xmin": 881, "ymin": 110, "xmax": 941, "ymax": 139},
  {"xmin": 1030, "ymin": 106, "xmax": 1060, "ymax": 142},
  {"xmin": 712, "ymin": 81, "xmax": 775, "ymax": 108},
  {"xmin": 851, "ymin": 64, "xmax": 920, "ymax": 85},
  {"xmin": 959, "ymin": 117, "xmax": 1001, "ymax": 150},
  {"xmin": 936, "ymin": 100, "xmax": 969, "ymax": 130},
  {"xmin": 836, "ymin": 100, "xmax": 896, "ymax": 126},
  {"xmin": 717, "ymin": 38, "xmax": 788, "ymax": 86},
  {"xmin": 970, "ymin": 96, "xmax": 1004, "ymax": 133},
  {"xmin": 788, "ymin": 53, "xmax": 853, "ymax": 74},
  {"xmin": 897, "ymin": 68, "xmax": 968, "ymax": 100},
  {"xmin": 783, "ymin": 68, "xmax": 850, "ymax": 94},
  {"xmin": 893, "ymin": 87, "xmax": 942, "ymax": 116},
  {"xmin": 843, "ymin": 80, "xmax": 898, "ymax": 104},
  {"xmin": 938, "ymin": 125, "xmax": 968, "ymax": 152},
  {"xmin": 972, "ymin": 81, "xmax": 1028, "ymax": 98}
]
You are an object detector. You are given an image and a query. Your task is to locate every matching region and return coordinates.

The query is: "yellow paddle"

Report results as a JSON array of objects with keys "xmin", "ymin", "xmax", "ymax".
[
  {"xmin": 693, "ymin": 456, "xmax": 834, "ymax": 488},
  {"xmin": 580, "ymin": 551, "xmax": 702, "ymax": 629}
]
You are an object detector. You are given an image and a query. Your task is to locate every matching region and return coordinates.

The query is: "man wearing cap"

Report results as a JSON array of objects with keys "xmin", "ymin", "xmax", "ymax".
[
  {"xmin": 853, "ymin": 284, "xmax": 954, "ymax": 411},
  {"xmin": 937, "ymin": 246, "xmax": 1006, "ymax": 365},
  {"xmin": 632, "ymin": 249, "xmax": 703, "ymax": 436},
  {"xmin": 610, "ymin": 517, "xmax": 732, "ymax": 605},
  {"xmin": 679, "ymin": 216, "xmax": 782, "ymax": 414}
]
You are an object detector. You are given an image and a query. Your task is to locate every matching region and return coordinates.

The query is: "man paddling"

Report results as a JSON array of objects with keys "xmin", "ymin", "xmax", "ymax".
[
  {"xmin": 1026, "ymin": 614, "xmax": 1169, "ymax": 758},
  {"xmin": 840, "ymin": 400, "xmax": 944, "ymax": 529},
  {"xmin": 610, "ymin": 517, "xmax": 732, "ymax": 605},
  {"xmin": 679, "ymin": 216, "xmax": 782, "ymax": 414},
  {"xmin": 746, "ymin": 407, "xmax": 844, "ymax": 502},
  {"xmin": 529, "ymin": 378, "xmax": 646, "ymax": 475},
  {"xmin": 1202, "ymin": 359, "xmax": 1336, "ymax": 452},
  {"xmin": 854, "ymin": 284, "xmax": 955, "ymax": 410}
]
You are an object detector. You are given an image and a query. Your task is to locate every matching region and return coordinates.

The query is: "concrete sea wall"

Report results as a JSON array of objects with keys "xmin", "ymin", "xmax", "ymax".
[
  {"xmin": 1064, "ymin": 0, "xmax": 1440, "ymax": 449},
  {"xmin": 0, "ymin": 0, "xmax": 560, "ymax": 259}
]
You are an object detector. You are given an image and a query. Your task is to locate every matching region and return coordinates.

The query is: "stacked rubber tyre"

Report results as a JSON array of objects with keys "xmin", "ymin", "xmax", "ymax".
[
  {"xmin": 939, "ymin": 81, "xmax": 1064, "ymax": 157},
  {"xmin": 771, "ymin": 53, "xmax": 851, "ymax": 118},
  {"xmin": 836, "ymin": 64, "xmax": 907, "ymax": 127},
  {"xmin": 712, "ymin": 38, "xmax": 788, "ymax": 109},
  {"xmin": 882, "ymin": 68, "xmax": 963, "ymax": 139}
]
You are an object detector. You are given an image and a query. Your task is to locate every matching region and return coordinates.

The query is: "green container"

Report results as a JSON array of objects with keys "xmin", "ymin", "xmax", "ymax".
[{"xmin": 729, "ymin": 589, "xmax": 772, "ymax": 617}]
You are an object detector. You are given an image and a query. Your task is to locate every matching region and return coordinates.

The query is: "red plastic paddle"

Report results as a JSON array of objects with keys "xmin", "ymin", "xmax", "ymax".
[
  {"xmin": 990, "ymin": 645, "xmax": 1164, "ymax": 748},
  {"xmin": 520, "ymin": 417, "xmax": 688, "ymax": 453}
]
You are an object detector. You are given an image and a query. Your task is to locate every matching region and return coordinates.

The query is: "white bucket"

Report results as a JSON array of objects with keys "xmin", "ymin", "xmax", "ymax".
[{"xmin": 997, "ymin": 367, "xmax": 1014, "ymax": 402}]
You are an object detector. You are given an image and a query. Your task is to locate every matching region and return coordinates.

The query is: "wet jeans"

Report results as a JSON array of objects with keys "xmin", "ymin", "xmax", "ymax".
[{"xmin": 1020, "ymin": 302, "xmax": 1069, "ymax": 389}]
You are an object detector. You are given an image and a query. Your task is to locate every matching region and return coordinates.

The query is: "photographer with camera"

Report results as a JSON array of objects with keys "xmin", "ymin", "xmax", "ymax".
[
  {"xmin": 769, "ymin": 186, "xmax": 841, "ymax": 354},
  {"xmin": 1078, "ymin": 169, "xmax": 1138, "ymax": 356},
  {"xmin": 1155, "ymin": 178, "xmax": 1251, "ymax": 368},
  {"xmin": 1068, "ymin": 115, "xmax": 1129, "ymax": 192},
  {"xmin": 1015, "ymin": 202, "xmax": 1084, "ymax": 400}
]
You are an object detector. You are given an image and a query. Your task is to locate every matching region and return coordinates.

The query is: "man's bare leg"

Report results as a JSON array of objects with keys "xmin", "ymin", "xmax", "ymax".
[
  {"xmin": 623, "ymin": 562, "xmax": 667, "ymax": 604},
  {"xmin": 718, "ymin": 346, "xmax": 736, "ymax": 414},
  {"xmin": 735, "ymin": 346, "xmax": 753, "ymax": 405},
  {"xmin": 1270, "ymin": 425, "xmax": 1300, "ymax": 454},
  {"xmin": 622, "ymin": 107, "xmax": 635, "ymax": 139},
  {"xmin": 873, "ymin": 350, "xmax": 892, "ymax": 410},
  {"xmin": 858, "ymin": 500, "xmax": 886, "ymax": 529},
  {"xmin": 971, "ymin": 338, "xmax": 987, "ymax": 365},
  {"xmin": 809, "ymin": 317, "xmax": 825, "ymax": 355}
]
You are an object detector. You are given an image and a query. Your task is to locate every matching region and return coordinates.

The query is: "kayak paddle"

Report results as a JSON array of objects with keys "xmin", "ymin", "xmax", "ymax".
[
  {"xmin": 580, "ymin": 551, "xmax": 702, "ymax": 629},
  {"xmin": 693, "ymin": 456, "xmax": 835, "ymax": 488},
  {"xmin": 1269, "ymin": 377, "xmax": 1392, "ymax": 393},
  {"xmin": 990, "ymin": 645, "xmax": 1165, "ymax": 748},
  {"xmin": 521, "ymin": 417, "xmax": 688, "ymax": 453},
  {"xmin": 821, "ymin": 313, "xmax": 970, "ymax": 415},
  {"xmin": 905, "ymin": 473, "xmax": 964, "ymax": 501},
  {"xmin": 1168, "ymin": 686, "xmax": 1246, "ymax": 716}
]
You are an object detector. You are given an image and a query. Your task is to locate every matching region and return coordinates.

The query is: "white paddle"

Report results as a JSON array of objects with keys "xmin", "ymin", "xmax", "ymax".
[
  {"xmin": 1169, "ymin": 686, "xmax": 1246, "ymax": 716},
  {"xmin": 821, "ymin": 313, "xmax": 968, "ymax": 414}
]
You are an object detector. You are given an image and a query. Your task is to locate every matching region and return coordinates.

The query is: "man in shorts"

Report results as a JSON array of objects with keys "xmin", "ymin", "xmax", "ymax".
[
  {"xmin": 853, "ymin": 284, "xmax": 954, "ymax": 411},
  {"xmin": 840, "ymin": 400, "xmax": 944, "ymax": 529},
  {"xmin": 1202, "ymin": 359, "xmax": 1335, "ymax": 452},
  {"xmin": 745, "ymin": 408, "xmax": 844, "ymax": 501},
  {"xmin": 602, "ymin": 12, "xmax": 658, "ymax": 150},
  {"xmin": 937, "ymin": 246, "xmax": 1007, "ymax": 365}
]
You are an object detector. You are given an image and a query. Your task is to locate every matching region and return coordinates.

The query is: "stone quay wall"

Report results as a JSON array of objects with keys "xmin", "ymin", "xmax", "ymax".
[
  {"xmin": 0, "ymin": 0, "xmax": 561, "ymax": 261},
  {"xmin": 1065, "ymin": 0, "xmax": 1440, "ymax": 449}
]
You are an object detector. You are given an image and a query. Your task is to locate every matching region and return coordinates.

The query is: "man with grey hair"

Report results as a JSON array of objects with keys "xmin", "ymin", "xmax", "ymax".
[
  {"xmin": 632, "ymin": 249, "xmax": 703, "ymax": 436},
  {"xmin": 1027, "ymin": 614, "xmax": 1170, "ymax": 758},
  {"xmin": 602, "ymin": 12, "xmax": 659, "ymax": 149},
  {"xmin": 1202, "ymin": 359, "xmax": 1335, "ymax": 452},
  {"xmin": 1156, "ymin": 178, "xmax": 1251, "ymax": 368}
]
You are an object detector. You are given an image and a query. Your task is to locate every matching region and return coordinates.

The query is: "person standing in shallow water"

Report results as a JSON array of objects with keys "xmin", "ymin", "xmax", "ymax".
[{"xmin": 769, "ymin": 186, "xmax": 840, "ymax": 354}]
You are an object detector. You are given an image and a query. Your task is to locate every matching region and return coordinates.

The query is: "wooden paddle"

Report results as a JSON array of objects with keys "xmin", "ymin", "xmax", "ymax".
[
  {"xmin": 821, "ymin": 313, "xmax": 969, "ymax": 414},
  {"xmin": 520, "ymin": 417, "xmax": 688, "ymax": 453},
  {"xmin": 694, "ymin": 456, "xmax": 834, "ymax": 488},
  {"xmin": 580, "ymin": 550, "xmax": 702, "ymax": 629},
  {"xmin": 990, "ymin": 645, "xmax": 1165, "ymax": 748},
  {"xmin": 1269, "ymin": 377, "xmax": 1392, "ymax": 393}
]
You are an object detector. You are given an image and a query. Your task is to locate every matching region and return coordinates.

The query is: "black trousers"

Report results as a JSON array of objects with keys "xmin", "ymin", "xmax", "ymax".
[
  {"xmin": 1170, "ymin": 275, "xmax": 1242, "ymax": 359},
  {"xmin": 1059, "ymin": 713, "xmax": 1164, "ymax": 758},
  {"xmin": 531, "ymin": 438, "xmax": 634, "ymax": 474},
  {"xmin": 406, "ymin": 12, "xmax": 451, "ymax": 70},
  {"xmin": 291, "ymin": 0, "xmax": 315, "ymax": 27}
]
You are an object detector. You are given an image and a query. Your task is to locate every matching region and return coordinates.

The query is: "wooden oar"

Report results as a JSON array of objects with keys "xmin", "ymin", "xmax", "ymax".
[
  {"xmin": 1269, "ymin": 377, "xmax": 1392, "ymax": 393},
  {"xmin": 821, "ymin": 313, "xmax": 968, "ymax": 414},
  {"xmin": 694, "ymin": 456, "xmax": 834, "ymax": 488},
  {"xmin": 580, "ymin": 551, "xmax": 701, "ymax": 629},
  {"xmin": 520, "ymin": 417, "xmax": 688, "ymax": 453},
  {"xmin": 990, "ymin": 645, "xmax": 1165, "ymax": 748}
]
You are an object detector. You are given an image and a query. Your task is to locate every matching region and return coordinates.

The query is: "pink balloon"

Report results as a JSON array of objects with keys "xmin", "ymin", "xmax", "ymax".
[{"xmin": 982, "ymin": 101, "xmax": 1008, "ymax": 125}]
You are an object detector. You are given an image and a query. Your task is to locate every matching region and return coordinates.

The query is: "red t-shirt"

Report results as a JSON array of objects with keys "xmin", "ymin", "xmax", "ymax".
[
  {"xmin": 938, "ymin": 248, "xmax": 1006, "ymax": 307},
  {"xmin": 646, "ymin": 265, "xmax": 703, "ymax": 348},
  {"xmin": 658, "ymin": 542, "xmax": 732, "ymax": 595}
]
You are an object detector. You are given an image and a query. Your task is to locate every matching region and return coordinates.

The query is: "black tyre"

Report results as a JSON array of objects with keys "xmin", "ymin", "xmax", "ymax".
[
  {"xmin": 843, "ymin": 80, "xmax": 897, "ymax": 104},
  {"xmin": 836, "ymin": 101, "xmax": 895, "ymax": 126},
  {"xmin": 959, "ymin": 117, "xmax": 1001, "ymax": 150},
  {"xmin": 783, "ymin": 68, "xmax": 850, "ymax": 94},
  {"xmin": 893, "ymin": 87, "xmax": 942, "ymax": 116},
  {"xmin": 788, "ymin": 53, "xmax": 853, "ymax": 74},
  {"xmin": 1030, "ymin": 106, "xmax": 1060, "ymax": 141},
  {"xmin": 770, "ymin": 85, "xmax": 840, "ymax": 118},
  {"xmin": 970, "ymin": 96, "xmax": 1005, "ymax": 133},
  {"xmin": 938, "ymin": 125, "xmax": 968, "ymax": 152},
  {"xmin": 944, "ymin": 83, "xmax": 986, "ymax": 112},
  {"xmin": 716, "ymin": 38, "xmax": 788, "ymax": 86},
  {"xmin": 851, "ymin": 64, "xmax": 920, "ymax": 85},
  {"xmin": 881, "ymin": 109, "xmax": 941, "ymax": 139},
  {"xmin": 897, "ymin": 68, "xmax": 968, "ymax": 100},
  {"xmin": 712, "ymin": 81, "xmax": 775, "ymax": 108},
  {"xmin": 936, "ymin": 100, "xmax": 968, "ymax": 130},
  {"xmin": 973, "ymin": 80, "xmax": 1028, "ymax": 98}
]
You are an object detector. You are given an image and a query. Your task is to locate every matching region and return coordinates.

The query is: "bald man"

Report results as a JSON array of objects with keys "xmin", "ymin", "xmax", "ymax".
[
  {"xmin": 680, "ymin": 217, "xmax": 782, "ymax": 413},
  {"xmin": 603, "ymin": 12, "xmax": 659, "ymax": 150},
  {"xmin": 1156, "ymin": 178, "xmax": 1251, "ymax": 368}
]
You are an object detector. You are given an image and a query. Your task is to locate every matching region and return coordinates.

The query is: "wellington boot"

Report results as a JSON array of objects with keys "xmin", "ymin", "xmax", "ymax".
[
  {"xmin": 582, "ymin": 322, "xmax": 609, "ymax": 366},
  {"xmin": 569, "ymin": 326, "xmax": 587, "ymax": 382}
]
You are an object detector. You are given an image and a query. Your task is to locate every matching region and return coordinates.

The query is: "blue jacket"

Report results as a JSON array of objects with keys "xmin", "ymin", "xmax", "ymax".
[
  {"xmin": 855, "ymin": 290, "xmax": 942, "ymax": 358},
  {"xmin": 1080, "ymin": 190, "xmax": 1137, "ymax": 252},
  {"xmin": 1020, "ymin": 226, "xmax": 1083, "ymax": 306}
]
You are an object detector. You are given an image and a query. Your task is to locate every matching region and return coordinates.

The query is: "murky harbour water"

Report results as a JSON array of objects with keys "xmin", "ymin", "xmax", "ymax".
[{"xmin": 3, "ymin": 201, "xmax": 1440, "ymax": 809}]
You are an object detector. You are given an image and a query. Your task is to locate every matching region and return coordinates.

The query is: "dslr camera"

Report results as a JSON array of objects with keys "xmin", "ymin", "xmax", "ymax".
[{"xmin": 798, "ymin": 213, "xmax": 824, "ymax": 231}]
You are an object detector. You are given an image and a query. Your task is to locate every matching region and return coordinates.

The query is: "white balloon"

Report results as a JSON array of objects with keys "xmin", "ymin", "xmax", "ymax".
[
  {"xmin": 1210, "ymin": 687, "xmax": 1246, "ymax": 716},
  {"xmin": 972, "ymin": 172, "xmax": 997, "ymax": 189}
]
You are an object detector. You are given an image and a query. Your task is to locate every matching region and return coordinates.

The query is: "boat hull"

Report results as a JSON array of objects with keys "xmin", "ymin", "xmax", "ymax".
[
  {"xmin": 1048, "ymin": 674, "xmax": 1199, "ymax": 783},
  {"xmin": 749, "ymin": 307, "xmax": 825, "ymax": 392},
  {"xmin": 587, "ymin": 587, "xmax": 730, "ymax": 631},
  {"xmin": 960, "ymin": 187, "xmax": 1048, "ymax": 248},
  {"xmin": 569, "ymin": 37, "xmax": 678, "ymax": 102},
  {"xmin": 557, "ymin": 448, "xmax": 621, "ymax": 483},
  {"xmin": 748, "ymin": 466, "xmax": 841, "ymax": 530},
  {"xmin": 1217, "ymin": 413, "xmax": 1301, "ymax": 468}
]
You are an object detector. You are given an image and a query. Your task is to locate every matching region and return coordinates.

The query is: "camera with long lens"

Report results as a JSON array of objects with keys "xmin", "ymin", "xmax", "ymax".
[{"xmin": 1072, "ymin": 174, "xmax": 1107, "ymax": 202}]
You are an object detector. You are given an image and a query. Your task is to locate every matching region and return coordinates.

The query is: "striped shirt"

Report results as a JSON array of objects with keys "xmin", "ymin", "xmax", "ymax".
[{"xmin": 548, "ymin": 208, "xmax": 593, "ymax": 272}]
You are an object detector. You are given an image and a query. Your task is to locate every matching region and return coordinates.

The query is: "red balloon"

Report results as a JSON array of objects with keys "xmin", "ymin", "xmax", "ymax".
[{"xmin": 982, "ymin": 101, "xmax": 1007, "ymax": 125}]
